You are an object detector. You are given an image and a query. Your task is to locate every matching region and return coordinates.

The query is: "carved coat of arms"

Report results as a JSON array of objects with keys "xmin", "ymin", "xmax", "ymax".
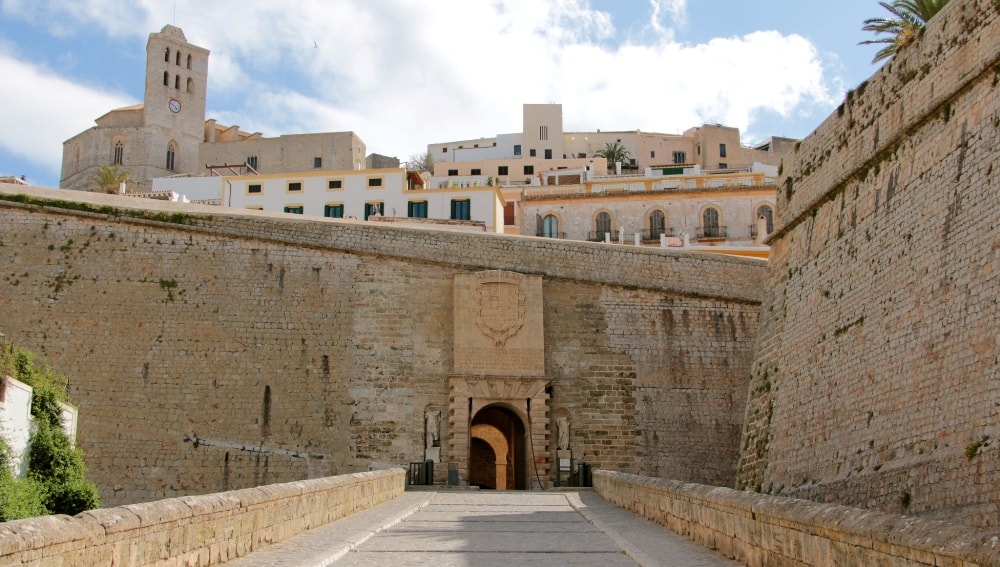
[{"xmin": 474, "ymin": 272, "xmax": 527, "ymax": 346}]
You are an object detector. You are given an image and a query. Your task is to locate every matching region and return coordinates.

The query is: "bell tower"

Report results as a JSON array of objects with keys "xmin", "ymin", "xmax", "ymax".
[{"xmin": 142, "ymin": 25, "xmax": 209, "ymax": 180}]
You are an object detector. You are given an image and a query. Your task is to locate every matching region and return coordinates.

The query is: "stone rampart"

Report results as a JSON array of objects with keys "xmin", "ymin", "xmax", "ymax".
[
  {"xmin": 595, "ymin": 470, "xmax": 1000, "ymax": 566},
  {"xmin": 0, "ymin": 468, "xmax": 404, "ymax": 566},
  {"xmin": 738, "ymin": 0, "xmax": 999, "ymax": 528},
  {"xmin": 0, "ymin": 184, "xmax": 762, "ymax": 504}
]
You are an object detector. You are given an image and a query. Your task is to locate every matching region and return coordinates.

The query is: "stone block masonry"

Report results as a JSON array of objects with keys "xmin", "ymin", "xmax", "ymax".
[
  {"xmin": 0, "ymin": 468, "xmax": 404, "ymax": 566},
  {"xmin": 0, "ymin": 183, "xmax": 764, "ymax": 505},
  {"xmin": 738, "ymin": 0, "xmax": 1000, "ymax": 529},
  {"xmin": 595, "ymin": 470, "xmax": 1000, "ymax": 566}
]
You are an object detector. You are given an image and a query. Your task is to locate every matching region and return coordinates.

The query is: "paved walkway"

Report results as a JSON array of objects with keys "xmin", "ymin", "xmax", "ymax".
[{"xmin": 226, "ymin": 490, "xmax": 740, "ymax": 567}]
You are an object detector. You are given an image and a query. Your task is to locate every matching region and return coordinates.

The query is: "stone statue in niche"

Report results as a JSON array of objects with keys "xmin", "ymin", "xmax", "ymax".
[
  {"xmin": 424, "ymin": 410, "xmax": 442, "ymax": 463},
  {"xmin": 557, "ymin": 416, "xmax": 570, "ymax": 451},
  {"xmin": 425, "ymin": 410, "xmax": 441, "ymax": 449}
]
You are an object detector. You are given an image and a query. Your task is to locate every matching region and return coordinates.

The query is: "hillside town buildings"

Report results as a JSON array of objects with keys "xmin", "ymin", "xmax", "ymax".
[{"xmin": 61, "ymin": 25, "xmax": 791, "ymax": 255}]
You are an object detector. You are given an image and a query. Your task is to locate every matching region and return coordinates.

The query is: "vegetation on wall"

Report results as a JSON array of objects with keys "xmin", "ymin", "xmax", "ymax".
[{"xmin": 0, "ymin": 343, "xmax": 101, "ymax": 521}]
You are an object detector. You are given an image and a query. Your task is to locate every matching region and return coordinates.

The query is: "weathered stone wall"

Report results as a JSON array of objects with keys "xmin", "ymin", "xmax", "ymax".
[
  {"xmin": 595, "ymin": 470, "xmax": 1000, "ymax": 566},
  {"xmin": 0, "ymin": 469, "xmax": 404, "ymax": 566},
  {"xmin": 0, "ymin": 184, "xmax": 763, "ymax": 506},
  {"xmin": 738, "ymin": 0, "xmax": 1000, "ymax": 529}
]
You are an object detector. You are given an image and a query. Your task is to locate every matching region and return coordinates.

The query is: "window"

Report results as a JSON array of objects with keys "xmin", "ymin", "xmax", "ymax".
[
  {"xmin": 248, "ymin": 184, "xmax": 262, "ymax": 194},
  {"xmin": 174, "ymin": 75, "xmax": 180, "ymax": 89},
  {"xmin": 529, "ymin": 149, "xmax": 536, "ymax": 157},
  {"xmin": 702, "ymin": 207, "xmax": 721, "ymax": 237},
  {"xmin": 649, "ymin": 210, "xmax": 666, "ymax": 238},
  {"xmin": 247, "ymin": 155, "xmax": 258, "ymax": 169},
  {"xmin": 442, "ymin": 147, "xmax": 448, "ymax": 153},
  {"xmin": 164, "ymin": 47, "xmax": 170, "ymax": 62},
  {"xmin": 540, "ymin": 125, "xmax": 548, "ymax": 140},
  {"xmin": 697, "ymin": 145, "xmax": 701, "ymax": 155},
  {"xmin": 163, "ymin": 71, "xmax": 169, "ymax": 86},
  {"xmin": 368, "ymin": 177, "xmax": 383, "ymax": 187},
  {"xmin": 756, "ymin": 205, "xmax": 774, "ymax": 235},
  {"xmin": 408, "ymin": 201, "xmax": 428, "ymax": 218},
  {"xmin": 673, "ymin": 151, "xmax": 686, "ymax": 164},
  {"xmin": 113, "ymin": 141, "xmax": 124, "ymax": 166},
  {"xmin": 287, "ymin": 181, "xmax": 302, "ymax": 192},
  {"xmin": 719, "ymin": 163, "xmax": 728, "ymax": 169},
  {"xmin": 596, "ymin": 212, "xmax": 612, "ymax": 237},
  {"xmin": 165, "ymin": 143, "xmax": 176, "ymax": 171},
  {"xmin": 514, "ymin": 145, "xmax": 521, "ymax": 156},
  {"xmin": 504, "ymin": 202, "xmax": 515, "ymax": 225},
  {"xmin": 451, "ymin": 199, "xmax": 471, "ymax": 220},
  {"xmin": 471, "ymin": 168, "xmax": 481, "ymax": 176},
  {"xmin": 186, "ymin": 77, "xmax": 194, "ymax": 93},
  {"xmin": 314, "ymin": 157, "xmax": 322, "ymax": 168},
  {"xmin": 448, "ymin": 169, "xmax": 459, "ymax": 176},
  {"xmin": 186, "ymin": 54, "xmax": 192, "ymax": 69},
  {"xmin": 327, "ymin": 179, "xmax": 343, "ymax": 190},
  {"xmin": 524, "ymin": 165, "xmax": 534, "ymax": 175},
  {"xmin": 364, "ymin": 202, "xmax": 383, "ymax": 219},
  {"xmin": 175, "ymin": 51, "xmax": 181, "ymax": 66},
  {"xmin": 719, "ymin": 143, "xmax": 727, "ymax": 158},
  {"xmin": 284, "ymin": 205, "xmax": 304, "ymax": 214},
  {"xmin": 650, "ymin": 151, "xmax": 656, "ymax": 159},
  {"xmin": 498, "ymin": 166, "xmax": 509, "ymax": 176},
  {"xmin": 578, "ymin": 153, "xmax": 586, "ymax": 158},
  {"xmin": 541, "ymin": 214, "xmax": 559, "ymax": 238},
  {"xmin": 324, "ymin": 204, "xmax": 344, "ymax": 218},
  {"xmin": 544, "ymin": 149, "xmax": 552, "ymax": 159}
]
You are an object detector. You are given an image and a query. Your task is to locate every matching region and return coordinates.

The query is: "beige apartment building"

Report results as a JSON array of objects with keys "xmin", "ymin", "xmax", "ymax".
[{"xmin": 61, "ymin": 26, "xmax": 366, "ymax": 192}]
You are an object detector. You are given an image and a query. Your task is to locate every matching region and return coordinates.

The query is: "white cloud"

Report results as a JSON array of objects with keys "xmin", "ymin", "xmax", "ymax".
[
  {"xmin": 1, "ymin": 0, "xmax": 836, "ymax": 170},
  {"xmin": 0, "ymin": 47, "xmax": 135, "ymax": 174}
]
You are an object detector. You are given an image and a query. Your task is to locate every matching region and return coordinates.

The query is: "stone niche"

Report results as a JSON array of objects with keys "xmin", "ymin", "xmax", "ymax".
[{"xmin": 453, "ymin": 270, "xmax": 544, "ymax": 376}]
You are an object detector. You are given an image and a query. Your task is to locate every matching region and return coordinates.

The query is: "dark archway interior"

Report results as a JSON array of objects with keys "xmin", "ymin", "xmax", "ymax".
[{"xmin": 470, "ymin": 405, "xmax": 527, "ymax": 490}]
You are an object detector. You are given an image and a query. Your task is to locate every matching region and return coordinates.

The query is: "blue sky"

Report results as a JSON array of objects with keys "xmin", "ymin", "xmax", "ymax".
[{"xmin": 0, "ymin": 0, "xmax": 886, "ymax": 188}]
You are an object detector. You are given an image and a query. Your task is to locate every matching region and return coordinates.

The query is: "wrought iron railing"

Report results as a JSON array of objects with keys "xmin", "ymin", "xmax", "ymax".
[{"xmin": 697, "ymin": 226, "xmax": 727, "ymax": 239}]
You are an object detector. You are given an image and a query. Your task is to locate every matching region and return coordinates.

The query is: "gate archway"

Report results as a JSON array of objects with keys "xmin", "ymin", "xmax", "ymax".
[{"xmin": 469, "ymin": 405, "xmax": 527, "ymax": 490}]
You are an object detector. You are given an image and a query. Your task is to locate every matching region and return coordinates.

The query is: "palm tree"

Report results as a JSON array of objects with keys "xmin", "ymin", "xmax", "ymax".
[
  {"xmin": 594, "ymin": 142, "xmax": 632, "ymax": 173},
  {"xmin": 859, "ymin": 0, "xmax": 950, "ymax": 63},
  {"xmin": 91, "ymin": 164, "xmax": 131, "ymax": 194}
]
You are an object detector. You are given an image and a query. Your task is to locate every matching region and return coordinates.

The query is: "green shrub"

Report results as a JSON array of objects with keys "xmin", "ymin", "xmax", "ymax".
[{"xmin": 0, "ymin": 475, "xmax": 48, "ymax": 521}]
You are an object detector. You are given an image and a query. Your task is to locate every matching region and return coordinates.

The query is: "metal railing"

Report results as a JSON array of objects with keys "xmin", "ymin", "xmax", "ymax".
[
  {"xmin": 536, "ymin": 231, "xmax": 567, "ymax": 239},
  {"xmin": 696, "ymin": 226, "xmax": 727, "ymax": 239}
]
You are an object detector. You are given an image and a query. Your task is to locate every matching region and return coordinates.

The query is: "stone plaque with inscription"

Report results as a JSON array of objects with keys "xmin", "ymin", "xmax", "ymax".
[{"xmin": 454, "ymin": 271, "xmax": 544, "ymax": 376}]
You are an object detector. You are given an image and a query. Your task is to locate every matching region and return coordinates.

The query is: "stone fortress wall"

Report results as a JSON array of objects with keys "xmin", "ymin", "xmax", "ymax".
[
  {"xmin": 0, "ymin": 185, "xmax": 763, "ymax": 506},
  {"xmin": 738, "ymin": 0, "xmax": 999, "ymax": 529}
]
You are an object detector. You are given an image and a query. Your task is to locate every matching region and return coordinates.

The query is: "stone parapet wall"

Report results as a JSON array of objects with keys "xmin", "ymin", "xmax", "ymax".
[
  {"xmin": 738, "ymin": 0, "xmax": 1000, "ymax": 528},
  {"xmin": 594, "ymin": 470, "xmax": 1000, "ymax": 566},
  {"xmin": 0, "ymin": 468, "xmax": 404, "ymax": 566}
]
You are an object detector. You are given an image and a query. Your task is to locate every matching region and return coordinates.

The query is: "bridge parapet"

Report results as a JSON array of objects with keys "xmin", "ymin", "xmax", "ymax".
[
  {"xmin": 0, "ymin": 468, "xmax": 405, "ymax": 566},
  {"xmin": 595, "ymin": 470, "xmax": 1000, "ymax": 566}
]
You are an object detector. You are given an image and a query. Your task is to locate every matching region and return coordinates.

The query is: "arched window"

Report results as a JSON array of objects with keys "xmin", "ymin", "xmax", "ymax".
[
  {"xmin": 175, "ymin": 51, "xmax": 181, "ymax": 65},
  {"xmin": 756, "ymin": 204, "xmax": 774, "ymax": 235},
  {"xmin": 163, "ymin": 71, "xmax": 169, "ymax": 86},
  {"xmin": 649, "ymin": 210, "xmax": 666, "ymax": 238},
  {"xmin": 174, "ymin": 75, "xmax": 180, "ymax": 89},
  {"xmin": 164, "ymin": 47, "xmax": 170, "ymax": 62},
  {"xmin": 113, "ymin": 140, "xmax": 124, "ymax": 166},
  {"xmin": 166, "ymin": 142, "xmax": 177, "ymax": 171},
  {"xmin": 186, "ymin": 54, "xmax": 192, "ymax": 69},
  {"xmin": 595, "ymin": 212, "xmax": 612, "ymax": 240},
  {"xmin": 542, "ymin": 214, "xmax": 559, "ymax": 238},
  {"xmin": 702, "ymin": 207, "xmax": 721, "ymax": 238},
  {"xmin": 186, "ymin": 77, "xmax": 194, "ymax": 93}
]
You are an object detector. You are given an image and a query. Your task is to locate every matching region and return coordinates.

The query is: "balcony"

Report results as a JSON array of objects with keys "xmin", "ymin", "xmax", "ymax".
[{"xmin": 696, "ymin": 226, "xmax": 727, "ymax": 240}]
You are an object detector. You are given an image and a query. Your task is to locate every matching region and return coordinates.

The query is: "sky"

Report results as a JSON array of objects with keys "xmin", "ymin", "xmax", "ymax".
[{"xmin": 0, "ymin": 0, "xmax": 889, "ymax": 188}]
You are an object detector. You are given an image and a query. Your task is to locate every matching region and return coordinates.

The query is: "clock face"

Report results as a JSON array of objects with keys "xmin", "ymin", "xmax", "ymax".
[{"xmin": 168, "ymin": 99, "xmax": 181, "ymax": 113}]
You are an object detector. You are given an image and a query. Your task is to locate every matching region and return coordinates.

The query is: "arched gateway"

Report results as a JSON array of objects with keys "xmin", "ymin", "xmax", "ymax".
[{"xmin": 445, "ymin": 271, "xmax": 551, "ymax": 489}]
